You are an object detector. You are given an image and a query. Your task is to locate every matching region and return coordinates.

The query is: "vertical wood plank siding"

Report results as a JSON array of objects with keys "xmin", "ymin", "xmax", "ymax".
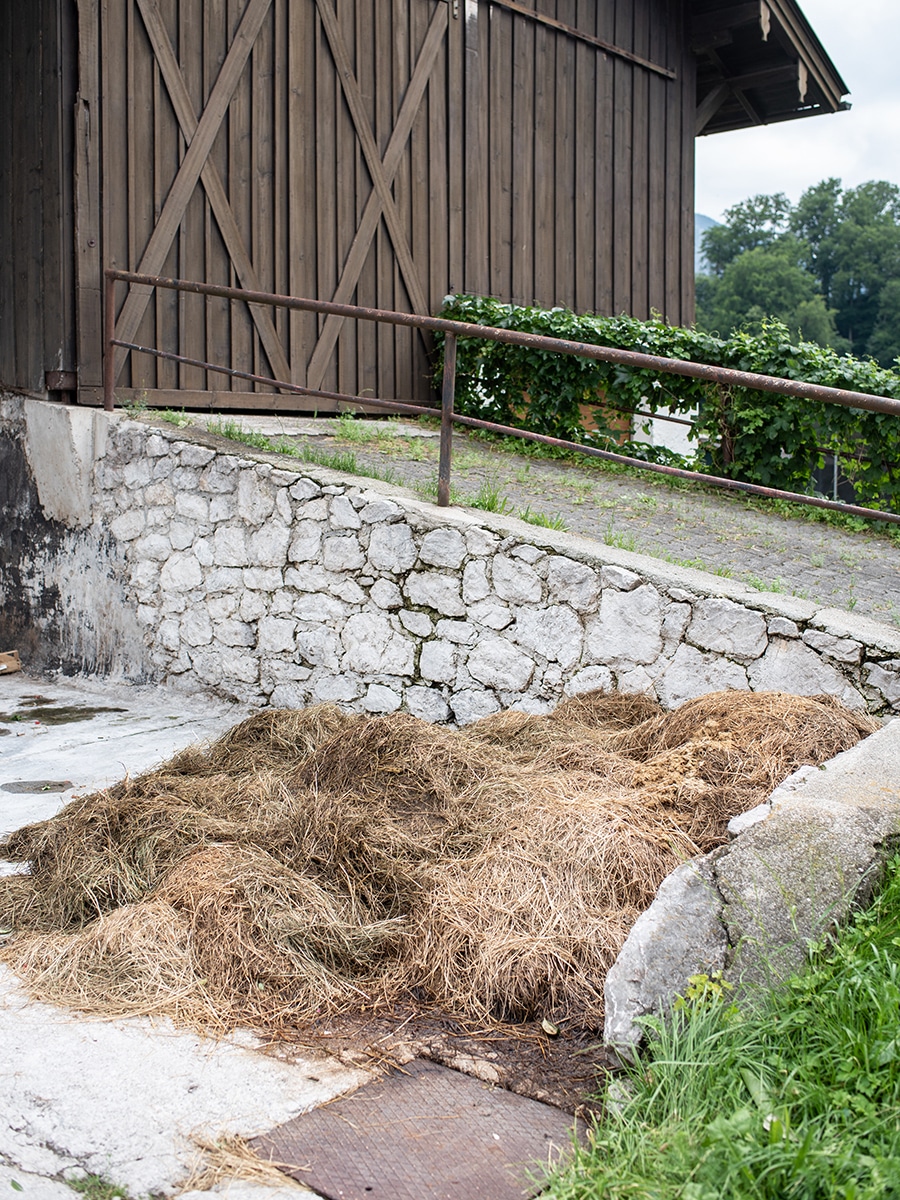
[
  {"xmin": 1, "ymin": 1, "xmax": 695, "ymax": 405},
  {"xmin": 467, "ymin": 0, "xmax": 694, "ymax": 325},
  {"xmin": 0, "ymin": 0, "xmax": 76, "ymax": 394}
]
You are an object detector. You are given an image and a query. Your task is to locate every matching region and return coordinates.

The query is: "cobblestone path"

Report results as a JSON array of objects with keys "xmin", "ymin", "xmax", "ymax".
[{"xmin": 226, "ymin": 415, "xmax": 900, "ymax": 630}]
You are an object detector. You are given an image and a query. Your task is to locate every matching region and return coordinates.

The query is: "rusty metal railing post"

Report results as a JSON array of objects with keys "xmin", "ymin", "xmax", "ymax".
[
  {"xmin": 103, "ymin": 270, "xmax": 116, "ymax": 411},
  {"xmin": 437, "ymin": 332, "xmax": 457, "ymax": 507}
]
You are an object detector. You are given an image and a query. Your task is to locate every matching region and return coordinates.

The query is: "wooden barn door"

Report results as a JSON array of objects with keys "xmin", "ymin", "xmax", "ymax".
[
  {"xmin": 300, "ymin": 0, "xmax": 452, "ymax": 402},
  {"xmin": 89, "ymin": 0, "xmax": 454, "ymax": 409}
]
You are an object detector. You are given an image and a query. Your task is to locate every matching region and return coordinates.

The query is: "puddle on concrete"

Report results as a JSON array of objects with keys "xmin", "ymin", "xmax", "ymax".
[
  {"xmin": 1, "ymin": 780, "xmax": 73, "ymax": 794},
  {"xmin": 0, "ymin": 696, "xmax": 128, "ymax": 725}
]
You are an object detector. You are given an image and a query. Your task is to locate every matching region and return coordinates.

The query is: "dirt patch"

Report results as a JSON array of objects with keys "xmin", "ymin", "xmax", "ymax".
[
  {"xmin": 0, "ymin": 691, "xmax": 875, "ymax": 1050},
  {"xmin": 275, "ymin": 1005, "xmax": 616, "ymax": 1116}
]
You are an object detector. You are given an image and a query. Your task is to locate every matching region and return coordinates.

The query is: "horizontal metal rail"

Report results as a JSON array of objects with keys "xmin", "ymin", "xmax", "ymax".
[
  {"xmin": 104, "ymin": 269, "xmax": 900, "ymax": 525},
  {"xmin": 105, "ymin": 270, "xmax": 900, "ymax": 418}
]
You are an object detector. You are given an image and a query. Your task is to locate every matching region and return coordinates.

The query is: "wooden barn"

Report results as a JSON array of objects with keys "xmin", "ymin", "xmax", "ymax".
[{"xmin": 1, "ymin": 0, "xmax": 847, "ymax": 410}]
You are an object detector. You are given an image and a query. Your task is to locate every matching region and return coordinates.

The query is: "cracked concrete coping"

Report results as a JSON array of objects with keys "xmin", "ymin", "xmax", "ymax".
[{"xmin": 604, "ymin": 717, "xmax": 900, "ymax": 1054}]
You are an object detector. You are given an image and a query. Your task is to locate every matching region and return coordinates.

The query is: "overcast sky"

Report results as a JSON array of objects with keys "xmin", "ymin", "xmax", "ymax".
[{"xmin": 694, "ymin": 0, "xmax": 900, "ymax": 221}]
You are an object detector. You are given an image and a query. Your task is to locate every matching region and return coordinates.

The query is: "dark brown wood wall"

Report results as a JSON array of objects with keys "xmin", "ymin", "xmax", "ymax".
[
  {"xmin": 461, "ymin": 0, "xmax": 695, "ymax": 323},
  {"xmin": 72, "ymin": 0, "xmax": 696, "ymax": 408},
  {"xmin": 0, "ymin": 0, "xmax": 76, "ymax": 396}
]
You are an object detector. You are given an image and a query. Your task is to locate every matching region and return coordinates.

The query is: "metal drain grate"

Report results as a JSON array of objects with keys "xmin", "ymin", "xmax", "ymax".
[{"xmin": 251, "ymin": 1058, "xmax": 587, "ymax": 1200}]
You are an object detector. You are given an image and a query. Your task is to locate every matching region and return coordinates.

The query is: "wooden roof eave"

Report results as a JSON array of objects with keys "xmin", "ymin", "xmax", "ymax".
[
  {"xmin": 766, "ymin": 0, "xmax": 848, "ymax": 112},
  {"xmin": 692, "ymin": 0, "xmax": 849, "ymax": 137}
]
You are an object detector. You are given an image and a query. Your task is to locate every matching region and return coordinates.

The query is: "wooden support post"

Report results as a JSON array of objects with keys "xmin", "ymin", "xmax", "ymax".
[{"xmin": 437, "ymin": 333, "xmax": 457, "ymax": 507}]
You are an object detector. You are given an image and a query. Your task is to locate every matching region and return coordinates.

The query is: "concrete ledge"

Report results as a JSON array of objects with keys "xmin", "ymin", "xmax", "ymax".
[{"xmin": 604, "ymin": 718, "xmax": 900, "ymax": 1054}]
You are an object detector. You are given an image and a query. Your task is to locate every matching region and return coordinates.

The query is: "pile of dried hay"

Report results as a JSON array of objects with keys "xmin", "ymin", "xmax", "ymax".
[{"xmin": 0, "ymin": 690, "xmax": 876, "ymax": 1031}]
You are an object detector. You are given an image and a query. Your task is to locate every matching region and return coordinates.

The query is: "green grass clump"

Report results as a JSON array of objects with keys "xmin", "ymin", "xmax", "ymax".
[
  {"xmin": 206, "ymin": 417, "xmax": 272, "ymax": 450},
  {"xmin": 603, "ymin": 523, "xmax": 638, "ymax": 553},
  {"xmin": 334, "ymin": 411, "xmax": 404, "ymax": 445},
  {"xmin": 548, "ymin": 855, "xmax": 900, "ymax": 1200},
  {"xmin": 469, "ymin": 478, "xmax": 513, "ymax": 514},
  {"xmin": 518, "ymin": 505, "xmax": 566, "ymax": 531},
  {"xmin": 200, "ymin": 416, "xmax": 401, "ymax": 485},
  {"xmin": 158, "ymin": 408, "xmax": 193, "ymax": 428},
  {"xmin": 67, "ymin": 1176, "xmax": 130, "ymax": 1200},
  {"xmin": 416, "ymin": 473, "xmax": 464, "ymax": 505}
]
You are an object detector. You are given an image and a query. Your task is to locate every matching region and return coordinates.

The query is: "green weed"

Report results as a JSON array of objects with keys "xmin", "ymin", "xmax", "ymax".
[
  {"xmin": 206, "ymin": 417, "xmax": 271, "ymax": 450},
  {"xmin": 454, "ymin": 450, "xmax": 491, "ymax": 472},
  {"xmin": 518, "ymin": 506, "xmax": 566, "ymax": 530},
  {"xmin": 469, "ymin": 478, "xmax": 513, "ymax": 514},
  {"xmin": 298, "ymin": 443, "xmax": 360, "ymax": 474},
  {"xmin": 67, "ymin": 1176, "xmax": 130, "ymax": 1200},
  {"xmin": 743, "ymin": 574, "xmax": 788, "ymax": 593},
  {"xmin": 603, "ymin": 523, "xmax": 638, "ymax": 553},
  {"xmin": 416, "ymin": 473, "xmax": 464, "ymax": 505},
  {"xmin": 158, "ymin": 408, "xmax": 193, "ymax": 428},
  {"xmin": 546, "ymin": 854, "xmax": 900, "ymax": 1200},
  {"xmin": 396, "ymin": 436, "xmax": 433, "ymax": 462},
  {"xmin": 200, "ymin": 415, "xmax": 405, "ymax": 485},
  {"xmin": 334, "ymin": 412, "xmax": 402, "ymax": 445},
  {"xmin": 123, "ymin": 390, "xmax": 148, "ymax": 417}
]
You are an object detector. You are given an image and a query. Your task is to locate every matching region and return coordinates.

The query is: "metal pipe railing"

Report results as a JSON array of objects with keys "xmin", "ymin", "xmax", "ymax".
[{"xmin": 103, "ymin": 269, "xmax": 900, "ymax": 525}]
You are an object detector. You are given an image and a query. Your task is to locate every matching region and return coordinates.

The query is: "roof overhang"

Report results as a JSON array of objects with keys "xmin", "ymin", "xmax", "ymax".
[{"xmin": 690, "ymin": 1, "xmax": 849, "ymax": 136}]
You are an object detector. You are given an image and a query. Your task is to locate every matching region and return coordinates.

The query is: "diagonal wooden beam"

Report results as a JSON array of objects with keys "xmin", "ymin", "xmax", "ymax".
[
  {"xmin": 134, "ymin": 0, "xmax": 291, "ymax": 385},
  {"xmin": 315, "ymin": 0, "xmax": 430, "ymax": 318},
  {"xmin": 111, "ymin": 0, "xmax": 273, "ymax": 378},
  {"xmin": 306, "ymin": 2, "xmax": 448, "ymax": 391},
  {"xmin": 696, "ymin": 82, "xmax": 730, "ymax": 134}
]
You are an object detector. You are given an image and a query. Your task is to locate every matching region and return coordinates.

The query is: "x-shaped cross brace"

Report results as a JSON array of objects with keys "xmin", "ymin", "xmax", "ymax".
[
  {"xmin": 306, "ymin": 0, "xmax": 448, "ymax": 391},
  {"xmin": 111, "ymin": 0, "xmax": 291, "ymax": 386}
]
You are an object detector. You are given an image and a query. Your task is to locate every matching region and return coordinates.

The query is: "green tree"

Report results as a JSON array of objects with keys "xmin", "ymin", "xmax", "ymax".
[
  {"xmin": 699, "ymin": 179, "xmax": 900, "ymax": 363},
  {"xmin": 789, "ymin": 177, "xmax": 844, "ymax": 299},
  {"xmin": 700, "ymin": 192, "xmax": 792, "ymax": 274},
  {"xmin": 697, "ymin": 238, "xmax": 842, "ymax": 347},
  {"xmin": 867, "ymin": 278, "xmax": 900, "ymax": 367}
]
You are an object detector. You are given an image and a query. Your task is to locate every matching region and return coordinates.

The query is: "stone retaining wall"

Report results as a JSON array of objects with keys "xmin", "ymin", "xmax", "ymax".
[{"xmin": 3, "ymin": 395, "xmax": 900, "ymax": 716}]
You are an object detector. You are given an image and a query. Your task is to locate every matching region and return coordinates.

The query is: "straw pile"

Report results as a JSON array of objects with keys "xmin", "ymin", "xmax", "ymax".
[{"xmin": 0, "ymin": 691, "xmax": 876, "ymax": 1031}]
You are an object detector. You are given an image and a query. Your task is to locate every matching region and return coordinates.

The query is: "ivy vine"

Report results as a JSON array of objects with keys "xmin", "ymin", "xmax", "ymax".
[{"xmin": 436, "ymin": 295, "xmax": 900, "ymax": 510}]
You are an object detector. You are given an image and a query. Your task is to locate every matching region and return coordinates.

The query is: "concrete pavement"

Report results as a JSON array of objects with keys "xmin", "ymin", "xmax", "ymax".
[{"xmin": 0, "ymin": 674, "xmax": 367, "ymax": 1200}]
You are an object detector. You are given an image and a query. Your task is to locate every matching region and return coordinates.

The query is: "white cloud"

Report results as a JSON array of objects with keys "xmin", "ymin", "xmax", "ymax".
[{"xmin": 695, "ymin": 0, "xmax": 900, "ymax": 220}]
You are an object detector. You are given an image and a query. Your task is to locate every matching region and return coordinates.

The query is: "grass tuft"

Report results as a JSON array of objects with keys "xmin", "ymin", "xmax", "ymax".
[
  {"xmin": 547, "ymin": 853, "xmax": 900, "ymax": 1200},
  {"xmin": 67, "ymin": 1176, "xmax": 130, "ymax": 1200},
  {"xmin": 469, "ymin": 478, "xmax": 513, "ymax": 514},
  {"xmin": 518, "ymin": 505, "xmax": 567, "ymax": 530},
  {"xmin": 416, "ymin": 473, "xmax": 464, "ymax": 505},
  {"xmin": 603, "ymin": 523, "xmax": 638, "ymax": 553},
  {"xmin": 158, "ymin": 408, "xmax": 193, "ymax": 428},
  {"xmin": 199, "ymin": 416, "xmax": 401, "ymax": 486}
]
